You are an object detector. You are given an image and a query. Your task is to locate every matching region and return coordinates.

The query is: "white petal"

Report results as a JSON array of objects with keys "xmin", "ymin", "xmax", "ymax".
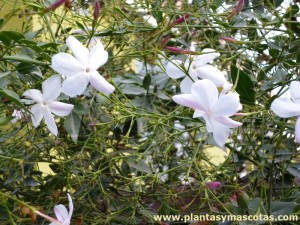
[
  {"xmin": 42, "ymin": 107, "xmax": 58, "ymax": 136},
  {"xmin": 193, "ymin": 48, "xmax": 220, "ymax": 67},
  {"xmin": 214, "ymin": 116, "xmax": 242, "ymax": 128},
  {"xmin": 54, "ymin": 204, "xmax": 69, "ymax": 222},
  {"xmin": 48, "ymin": 101, "xmax": 74, "ymax": 116},
  {"xmin": 30, "ymin": 104, "xmax": 43, "ymax": 127},
  {"xmin": 213, "ymin": 93, "xmax": 240, "ymax": 116},
  {"xmin": 212, "ymin": 125, "xmax": 230, "ymax": 146},
  {"xmin": 172, "ymin": 94, "xmax": 204, "ymax": 110},
  {"xmin": 191, "ymin": 79, "xmax": 218, "ymax": 111},
  {"xmin": 193, "ymin": 109, "xmax": 205, "ymax": 118},
  {"xmin": 271, "ymin": 97, "xmax": 300, "ymax": 118},
  {"xmin": 88, "ymin": 44, "xmax": 108, "ymax": 71},
  {"xmin": 195, "ymin": 65, "xmax": 227, "ymax": 87},
  {"xmin": 203, "ymin": 114, "xmax": 214, "ymax": 132},
  {"xmin": 290, "ymin": 81, "xmax": 300, "ymax": 104},
  {"xmin": 295, "ymin": 117, "xmax": 300, "ymax": 143},
  {"xmin": 180, "ymin": 76, "xmax": 195, "ymax": 94},
  {"xmin": 67, "ymin": 193, "xmax": 73, "ymax": 219},
  {"xmin": 66, "ymin": 36, "xmax": 90, "ymax": 67},
  {"xmin": 52, "ymin": 53, "xmax": 85, "ymax": 77},
  {"xmin": 165, "ymin": 60, "xmax": 187, "ymax": 79},
  {"xmin": 89, "ymin": 71, "xmax": 115, "ymax": 94},
  {"xmin": 42, "ymin": 75, "xmax": 61, "ymax": 101},
  {"xmin": 61, "ymin": 74, "xmax": 89, "ymax": 97},
  {"xmin": 23, "ymin": 89, "xmax": 43, "ymax": 103},
  {"xmin": 21, "ymin": 99, "xmax": 36, "ymax": 105}
]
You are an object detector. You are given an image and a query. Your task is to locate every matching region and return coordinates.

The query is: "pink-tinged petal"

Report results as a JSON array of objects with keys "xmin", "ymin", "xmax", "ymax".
[
  {"xmin": 203, "ymin": 114, "xmax": 214, "ymax": 132},
  {"xmin": 61, "ymin": 74, "xmax": 89, "ymax": 97},
  {"xmin": 213, "ymin": 93, "xmax": 240, "ymax": 116},
  {"xmin": 48, "ymin": 101, "xmax": 74, "ymax": 116},
  {"xmin": 42, "ymin": 107, "xmax": 58, "ymax": 136},
  {"xmin": 23, "ymin": 89, "xmax": 43, "ymax": 103},
  {"xmin": 212, "ymin": 124, "xmax": 230, "ymax": 146},
  {"xmin": 66, "ymin": 36, "xmax": 89, "ymax": 67},
  {"xmin": 52, "ymin": 53, "xmax": 85, "ymax": 77},
  {"xmin": 172, "ymin": 94, "xmax": 203, "ymax": 110},
  {"xmin": 193, "ymin": 49, "xmax": 220, "ymax": 67},
  {"xmin": 88, "ymin": 45, "xmax": 108, "ymax": 71},
  {"xmin": 62, "ymin": 219, "xmax": 71, "ymax": 225},
  {"xmin": 67, "ymin": 193, "xmax": 73, "ymax": 219},
  {"xmin": 42, "ymin": 75, "xmax": 61, "ymax": 101},
  {"xmin": 89, "ymin": 71, "xmax": 115, "ymax": 94},
  {"xmin": 30, "ymin": 104, "xmax": 43, "ymax": 127},
  {"xmin": 295, "ymin": 117, "xmax": 300, "ymax": 143},
  {"xmin": 191, "ymin": 79, "xmax": 218, "ymax": 111},
  {"xmin": 54, "ymin": 204, "xmax": 69, "ymax": 222},
  {"xmin": 290, "ymin": 81, "xmax": 300, "ymax": 104},
  {"xmin": 180, "ymin": 76, "xmax": 196, "ymax": 94},
  {"xmin": 214, "ymin": 116, "xmax": 242, "ymax": 128},
  {"xmin": 271, "ymin": 97, "xmax": 300, "ymax": 118},
  {"xmin": 195, "ymin": 64, "xmax": 226, "ymax": 87},
  {"xmin": 165, "ymin": 60, "xmax": 187, "ymax": 79}
]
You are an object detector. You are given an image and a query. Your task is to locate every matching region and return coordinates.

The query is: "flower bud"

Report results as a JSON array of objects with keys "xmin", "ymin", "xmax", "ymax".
[
  {"xmin": 235, "ymin": 0, "xmax": 245, "ymax": 14},
  {"xmin": 93, "ymin": 1, "xmax": 101, "ymax": 21},
  {"xmin": 165, "ymin": 46, "xmax": 194, "ymax": 54},
  {"xmin": 220, "ymin": 36, "xmax": 243, "ymax": 44},
  {"xmin": 206, "ymin": 181, "xmax": 222, "ymax": 191},
  {"xmin": 168, "ymin": 14, "xmax": 190, "ymax": 29},
  {"xmin": 44, "ymin": 0, "xmax": 66, "ymax": 13},
  {"xmin": 160, "ymin": 35, "xmax": 171, "ymax": 48}
]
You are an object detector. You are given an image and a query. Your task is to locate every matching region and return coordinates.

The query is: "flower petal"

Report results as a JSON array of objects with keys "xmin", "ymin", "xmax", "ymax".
[
  {"xmin": 271, "ymin": 97, "xmax": 300, "ymax": 118},
  {"xmin": 180, "ymin": 76, "xmax": 196, "ymax": 94},
  {"xmin": 61, "ymin": 74, "xmax": 89, "ymax": 97},
  {"xmin": 23, "ymin": 89, "xmax": 43, "ymax": 103},
  {"xmin": 195, "ymin": 64, "xmax": 226, "ymax": 87},
  {"xmin": 193, "ymin": 109, "xmax": 205, "ymax": 118},
  {"xmin": 30, "ymin": 104, "xmax": 43, "ymax": 127},
  {"xmin": 213, "ymin": 93, "xmax": 240, "ymax": 116},
  {"xmin": 290, "ymin": 81, "xmax": 300, "ymax": 104},
  {"xmin": 88, "ymin": 44, "xmax": 108, "ymax": 71},
  {"xmin": 67, "ymin": 193, "xmax": 73, "ymax": 219},
  {"xmin": 54, "ymin": 204, "xmax": 69, "ymax": 222},
  {"xmin": 52, "ymin": 53, "xmax": 85, "ymax": 77},
  {"xmin": 42, "ymin": 75, "xmax": 61, "ymax": 101},
  {"xmin": 172, "ymin": 94, "xmax": 203, "ymax": 110},
  {"xmin": 89, "ymin": 71, "xmax": 115, "ymax": 94},
  {"xmin": 214, "ymin": 116, "xmax": 242, "ymax": 128},
  {"xmin": 165, "ymin": 60, "xmax": 187, "ymax": 79},
  {"xmin": 193, "ymin": 48, "xmax": 220, "ymax": 67},
  {"xmin": 191, "ymin": 79, "xmax": 218, "ymax": 111},
  {"xmin": 42, "ymin": 107, "xmax": 58, "ymax": 136},
  {"xmin": 295, "ymin": 117, "xmax": 300, "ymax": 143},
  {"xmin": 66, "ymin": 36, "xmax": 90, "ymax": 67},
  {"xmin": 48, "ymin": 101, "xmax": 74, "ymax": 116},
  {"xmin": 212, "ymin": 125, "xmax": 230, "ymax": 146}
]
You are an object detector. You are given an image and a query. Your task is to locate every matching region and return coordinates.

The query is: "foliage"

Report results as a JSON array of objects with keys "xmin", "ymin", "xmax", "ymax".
[{"xmin": 1, "ymin": 0, "xmax": 300, "ymax": 224}]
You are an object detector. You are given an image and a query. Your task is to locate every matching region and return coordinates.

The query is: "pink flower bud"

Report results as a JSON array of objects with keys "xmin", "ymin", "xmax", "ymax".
[
  {"xmin": 161, "ymin": 36, "xmax": 171, "ymax": 48},
  {"xmin": 167, "ymin": 14, "xmax": 190, "ymax": 29},
  {"xmin": 93, "ymin": 1, "xmax": 101, "ymax": 21},
  {"xmin": 165, "ymin": 46, "xmax": 194, "ymax": 54},
  {"xmin": 235, "ymin": 0, "xmax": 245, "ymax": 14},
  {"xmin": 206, "ymin": 181, "xmax": 222, "ymax": 191},
  {"xmin": 44, "ymin": 0, "xmax": 66, "ymax": 13},
  {"xmin": 220, "ymin": 36, "xmax": 243, "ymax": 44}
]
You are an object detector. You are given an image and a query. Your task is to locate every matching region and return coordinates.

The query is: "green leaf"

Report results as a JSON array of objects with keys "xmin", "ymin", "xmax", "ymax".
[
  {"xmin": 3, "ymin": 54, "xmax": 48, "ymax": 65},
  {"xmin": 0, "ymin": 116, "xmax": 13, "ymax": 126},
  {"xmin": 125, "ymin": 156, "xmax": 152, "ymax": 174},
  {"xmin": 64, "ymin": 111, "xmax": 81, "ymax": 144},
  {"xmin": 0, "ymin": 89, "xmax": 23, "ymax": 107},
  {"xmin": 143, "ymin": 74, "xmax": 151, "ymax": 91},
  {"xmin": 0, "ymin": 31, "xmax": 25, "ymax": 45},
  {"xmin": 231, "ymin": 65, "xmax": 256, "ymax": 104},
  {"xmin": 269, "ymin": 201, "xmax": 297, "ymax": 218},
  {"xmin": 16, "ymin": 62, "xmax": 42, "ymax": 77}
]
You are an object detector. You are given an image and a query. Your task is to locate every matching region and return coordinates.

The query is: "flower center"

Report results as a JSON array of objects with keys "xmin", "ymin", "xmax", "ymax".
[{"xmin": 86, "ymin": 68, "xmax": 91, "ymax": 73}]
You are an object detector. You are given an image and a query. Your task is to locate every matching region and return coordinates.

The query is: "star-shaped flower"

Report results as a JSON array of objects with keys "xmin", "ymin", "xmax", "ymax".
[
  {"xmin": 165, "ymin": 48, "xmax": 227, "ymax": 93},
  {"xmin": 51, "ymin": 36, "xmax": 115, "ymax": 97},
  {"xmin": 22, "ymin": 75, "xmax": 74, "ymax": 136},
  {"xmin": 172, "ymin": 79, "xmax": 242, "ymax": 146},
  {"xmin": 271, "ymin": 81, "xmax": 300, "ymax": 143},
  {"xmin": 49, "ymin": 194, "xmax": 73, "ymax": 225}
]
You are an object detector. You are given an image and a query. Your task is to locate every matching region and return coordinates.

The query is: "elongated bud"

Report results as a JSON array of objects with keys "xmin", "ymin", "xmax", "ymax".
[
  {"xmin": 220, "ymin": 36, "xmax": 243, "ymax": 44},
  {"xmin": 235, "ymin": 0, "xmax": 244, "ymax": 14},
  {"xmin": 165, "ymin": 46, "xmax": 194, "ymax": 54},
  {"xmin": 160, "ymin": 35, "xmax": 171, "ymax": 48},
  {"xmin": 93, "ymin": 1, "xmax": 101, "ymax": 21},
  {"xmin": 44, "ymin": 0, "xmax": 66, "ymax": 13},
  {"xmin": 168, "ymin": 14, "xmax": 190, "ymax": 29}
]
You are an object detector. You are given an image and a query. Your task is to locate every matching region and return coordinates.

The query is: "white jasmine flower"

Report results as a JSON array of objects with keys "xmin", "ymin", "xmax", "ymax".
[
  {"xmin": 172, "ymin": 79, "xmax": 242, "ymax": 146},
  {"xmin": 271, "ymin": 81, "xmax": 300, "ymax": 143},
  {"xmin": 165, "ymin": 48, "xmax": 227, "ymax": 93},
  {"xmin": 49, "ymin": 194, "xmax": 73, "ymax": 225},
  {"xmin": 51, "ymin": 36, "xmax": 115, "ymax": 97},
  {"xmin": 22, "ymin": 75, "xmax": 74, "ymax": 136}
]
